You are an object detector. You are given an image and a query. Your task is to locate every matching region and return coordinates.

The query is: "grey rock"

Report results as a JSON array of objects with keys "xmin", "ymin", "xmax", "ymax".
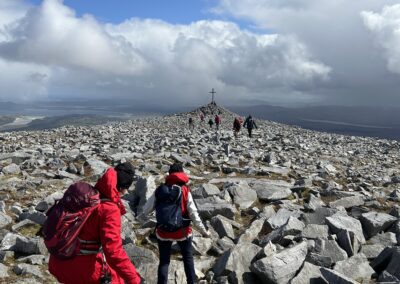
[
  {"xmin": 213, "ymin": 243, "xmax": 260, "ymax": 284},
  {"xmin": 302, "ymin": 207, "xmax": 338, "ymax": 225},
  {"xmin": 13, "ymin": 263, "xmax": 43, "ymax": 278},
  {"xmin": 250, "ymin": 241, "xmax": 308, "ymax": 284},
  {"xmin": 134, "ymin": 175, "xmax": 157, "ymax": 215},
  {"xmin": 84, "ymin": 158, "xmax": 109, "ymax": 176},
  {"xmin": 0, "ymin": 262, "xmax": 9, "ymax": 278},
  {"xmin": 0, "ymin": 232, "xmax": 18, "ymax": 250},
  {"xmin": 1, "ymin": 163, "xmax": 21, "ymax": 175},
  {"xmin": 291, "ymin": 262, "xmax": 324, "ymax": 284},
  {"xmin": 360, "ymin": 211, "xmax": 397, "ymax": 238},
  {"xmin": 35, "ymin": 191, "xmax": 63, "ymax": 212},
  {"xmin": 124, "ymin": 243, "xmax": 159, "ymax": 269},
  {"xmin": 378, "ymin": 270, "xmax": 400, "ymax": 283},
  {"xmin": 197, "ymin": 203, "xmax": 237, "ymax": 220},
  {"xmin": 18, "ymin": 209, "xmax": 46, "ymax": 225},
  {"xmin": 210, "ymin": 237, "xmax": 236, "ymax": 256},
  {"xmin": 336, "ymin": 230, "xmax": 359, "ymax": 257},
  {"xmin": 200, "ymin": 183, "xmax": 221, "ymax": 197},
  {"xmin": 320, "ymin": 267, "xmax": 358, "ymax": 284},
  {"xmin": 237, "ymin": 217, "xmax": 266, "ymax": 245},
  {"xmin": 0, "ymin": 212, "xmax": 12, "ymax": 229},
  {"xmin": 305, "ymin": 194, "xmax": 325, "ymax": 211},
  {"xmin": 267, "ymin": 208, "xmax": 301, "ymax": 230},
  {"xmin": 333, "ymin": 253, "xmax": 374, "ymax": 282},
  {"xmin": 368, "ymin": 232, "xmax": 397, "ymax": 246},
  {"xmin": 302, "ymin": 224, "xmax": 329, "ymax": 240},
  {"xmin": 318, "ymin": 239, "xmax": 348, "ymax": 264},
  {"xmin": 14, "ymin": 236, "xmax": 47, "ymax": 255},
  {"xmin": 360, "ymin": 244, "xmax": 386, "ymax": 260},
  {"xmin": 192, "ymin": 237, "xmax": 213, "ymax": 256},
  {"xmin": 326, "ymin": 213, "xmax": 366, "ymax": 244},
  {"xmin": 226, "ymin": 181, "xmax": 257, "ymax": 210},
  {"xmin": 211, "ymin": 215, "xmax": 235, "ymax": 239},
  {"xmin": 329, "ymin": 196, "xmax": 364, "ymax": 209},
  {"xmin": 253, "ymin": 180, "xmax": 293, "ymax": 201},
  {"xmin": 17, "ymin": 255, "xmax": 46, "ymax": 265}
]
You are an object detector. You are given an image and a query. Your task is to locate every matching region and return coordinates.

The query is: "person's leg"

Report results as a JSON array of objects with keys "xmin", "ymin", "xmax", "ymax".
[
  {"xmin": 157, "ymin": 239, "xmax": 173, "ymax": 284},
  {"xmin": 177, "ymin": 238, "xmax": 196, "ymax": 284}
]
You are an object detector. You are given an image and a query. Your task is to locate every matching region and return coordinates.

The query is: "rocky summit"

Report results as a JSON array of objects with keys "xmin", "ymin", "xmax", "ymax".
[{"xmin": 0, "ymin": 103, "xmax": 400, "ymax": 283}]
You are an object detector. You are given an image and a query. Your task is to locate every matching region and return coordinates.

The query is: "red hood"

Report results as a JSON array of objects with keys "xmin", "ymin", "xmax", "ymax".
[
  {"xmin": 95, "ymin": 168, "xmax": 126, "ymax": 215},
  {"xmin": 165, "ymin": 172, "xmax": 189, "ymax": 185}
]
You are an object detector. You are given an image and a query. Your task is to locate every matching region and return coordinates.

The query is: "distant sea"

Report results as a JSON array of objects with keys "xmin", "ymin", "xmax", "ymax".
[{"xmin": 230, "ymin": 105, "xmax": 400, "ymax": 141}]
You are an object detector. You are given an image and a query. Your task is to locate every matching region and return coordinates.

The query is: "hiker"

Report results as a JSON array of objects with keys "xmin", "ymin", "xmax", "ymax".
[
  {"xmin": 214, "ymin": 114, "xmax": 221, "ymax": 130},
  {"xmin": 200, "ymin": 113, "xmax": 205, "ymax": 123},
  {"xmin": 47, "ymin": 162, "xmax": 141, "ymax": 284},
  {"xmin": 233, "ymin": 117, "xmax": 242, "ymax": 138},
  {"xmin": 188, "ymin": 117, "xmax": 194, "ymax": 130},
  {"xmin": 208, "ymin": 118, "xmax": 214, "ymax": 129},
  {"xmin": 140, "ymin": 163, "xmax": 210, "ymax": 284},
  {"xmin": 243, "ymin": 115, "xmax": 257, "ymax": 138}
]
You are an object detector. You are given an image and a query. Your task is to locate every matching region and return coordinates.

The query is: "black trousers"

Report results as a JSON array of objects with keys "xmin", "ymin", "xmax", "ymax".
[
  {"xmin": 247, "ymin": 128, "xmax": 253, "ymax": 138},
  {"xmin": 157, "ymin": 238, "xmax": 195, "ymax": 284}
]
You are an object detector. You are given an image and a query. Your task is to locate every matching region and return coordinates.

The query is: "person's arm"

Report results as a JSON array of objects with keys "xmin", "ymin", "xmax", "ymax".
[
  {"xmin": 186, "ymin": 192, "xmax": 209, "ymax": 237},
  {"xmin": 100, "ymin": 204, "xmax": 141, "ymax": 284}
]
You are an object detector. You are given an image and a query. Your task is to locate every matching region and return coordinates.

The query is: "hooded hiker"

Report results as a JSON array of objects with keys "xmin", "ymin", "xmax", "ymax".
[
  {"xmin": 139, "ymin": 162, "xmax": 210, "ymax": 284},
  {"xmin": 46, "ymin": 162, "xmax": 141, "ymax": 284}
]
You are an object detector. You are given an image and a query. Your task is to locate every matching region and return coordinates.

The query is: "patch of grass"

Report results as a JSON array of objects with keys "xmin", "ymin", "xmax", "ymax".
[{"xmin": 16, "ymin": 223, "xmax": 42, "ymax": 238}]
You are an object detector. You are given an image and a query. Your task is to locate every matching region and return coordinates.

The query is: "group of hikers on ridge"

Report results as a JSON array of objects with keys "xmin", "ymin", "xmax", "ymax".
[
  {"xmin": 43, "ymin": 161, "xmax": 210, "ymax": 284},
  {"xmin": 188, "ymin": 113, "xmax": 258, "ymax": 138}
]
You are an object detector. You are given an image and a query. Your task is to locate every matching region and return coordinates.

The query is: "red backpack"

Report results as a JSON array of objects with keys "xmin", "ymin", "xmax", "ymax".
[{"xmin": 42, "ymin": 182, "xmax": 100, "ymax": 259}]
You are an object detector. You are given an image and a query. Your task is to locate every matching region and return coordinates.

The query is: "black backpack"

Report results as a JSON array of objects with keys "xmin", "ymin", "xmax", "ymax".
[{"xmin": 155, "ymin": 184, "xmax": 190, "ymax": 232}]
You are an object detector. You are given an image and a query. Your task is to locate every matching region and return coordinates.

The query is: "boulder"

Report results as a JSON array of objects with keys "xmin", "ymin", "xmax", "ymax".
[
  {"xmin": 359, "ymin": 211, "xmax": 397, "ymax": 239},
  {"xmin": 213, "ymin": 243, "xmax": 260, "ymax": 284},
  {"xmin": 326, "ymin": 213, "xmax": 366, "ymax": 244},
  {"xmin": 333, "ymin": 253, "xmax": 374, "ymax": 282},
  {"xmin": 226, "ymin": 181, "xmax": 257, "ymax": 210},
  {"xmin": 251, "ymin": 242, "xmax": 308, "ymax": 284},
  {"xmin": 253, "ymin": 180, "xmax": 293, "ymax": 201},
  {"xmin": 320, "ymin": 267, "xmax": 358, "ymax": 284}
]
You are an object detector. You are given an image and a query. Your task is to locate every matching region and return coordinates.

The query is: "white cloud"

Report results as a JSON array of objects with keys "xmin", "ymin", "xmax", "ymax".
[
  {"xmin": 0, "ymin": 0, "xmax": 147, "ymax": 75},
  {"xmin": 0, "ymin": 0, "xmax": 330, "ymax": 105},
  {"xmin": 212, "ymin": 0, "xmax": 400, "ymax": 106},
  {"xmin": 362, "ymin": 4, "xmax": 400, "ymax": 74}
]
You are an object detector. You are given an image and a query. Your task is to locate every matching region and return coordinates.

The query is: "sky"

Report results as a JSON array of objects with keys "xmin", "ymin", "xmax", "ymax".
[{"xmin": 0, "ymin": 0, "xmax": 400, "ymax": 108}]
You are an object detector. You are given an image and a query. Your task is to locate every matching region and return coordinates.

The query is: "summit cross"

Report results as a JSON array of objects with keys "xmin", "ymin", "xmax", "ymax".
[{"xmin": 209, "ymin": 88, "xmax": 216, "ymax": 104}]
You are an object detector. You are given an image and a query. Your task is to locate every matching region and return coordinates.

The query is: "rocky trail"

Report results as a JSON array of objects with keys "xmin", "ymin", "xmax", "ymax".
[{"xmin": 0, "ymin": 103, "xmax": 400, "ymax": 283}]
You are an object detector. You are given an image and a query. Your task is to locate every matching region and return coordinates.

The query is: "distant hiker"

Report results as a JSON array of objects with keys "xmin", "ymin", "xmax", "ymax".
[
  {"xmin": 233, "ymin": 117, "xmax": 242, "ymax": 138},
  {"xmin": 208, "ymin": 118, "xmax": 214, "ymax": 128},
  {"xmin": 215, "ymin": 114, "xmax": 221, "ymax": 130},
  {"xmin": 140, "ymin": 163, "xmax": 210, "ymax": 284},
  {"xmin": 46, "ymin": 162, "xmax": 141, "ymax": 284},
  {"xmin": 200, "ymin": 113, "xmax": 205, "ymax": 122},
  {"xmin": 188, "ymin": 117, "xmax": 194, "ymax": 130},
  {"xmin": 243, "ymin": 115, "xmax": 258, "ymax": 138}
]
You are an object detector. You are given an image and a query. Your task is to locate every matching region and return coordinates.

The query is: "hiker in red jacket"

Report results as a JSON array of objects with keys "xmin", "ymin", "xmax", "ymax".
[
  {"xmin": 214, "ymin": 114, "xmax": 221, "ymax": 130},
  {"xmin": 140, "ymin": 163, "xmax": 210, "ymax": 284},
  {"xmin": 48, "ymin": 162, "xmax": 141, "ymax": 284}
]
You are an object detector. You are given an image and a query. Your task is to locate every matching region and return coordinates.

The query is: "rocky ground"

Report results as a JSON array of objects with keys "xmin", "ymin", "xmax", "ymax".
[{"xmin": 0, "ymin": 103, "xmax": 400, "ymax": 283}]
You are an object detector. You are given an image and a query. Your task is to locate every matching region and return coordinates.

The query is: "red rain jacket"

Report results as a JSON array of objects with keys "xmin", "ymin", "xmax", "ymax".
[
  {"xmin": 156, "ymin": 172, "xmax": 192, "ymax": 241},
  {"xmin": 49, "ymin": 168, "xmax": 141, "ymax": 284}
]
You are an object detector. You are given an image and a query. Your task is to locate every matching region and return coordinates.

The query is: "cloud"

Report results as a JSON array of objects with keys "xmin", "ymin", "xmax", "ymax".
[
  {"xmin": 362, "ymin": 4, "xmax": 400, "ymax": 74},
  {"xmin": 0, "ymin": 0, "xmax": 330, "ymax": 105},
  {"xmin": 0, "ymin": 0, "xmax": 147, "ymax": 75},
  {"xmin": 212, "ymin": 0, "xmax": 400, "ymax": 106}
]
